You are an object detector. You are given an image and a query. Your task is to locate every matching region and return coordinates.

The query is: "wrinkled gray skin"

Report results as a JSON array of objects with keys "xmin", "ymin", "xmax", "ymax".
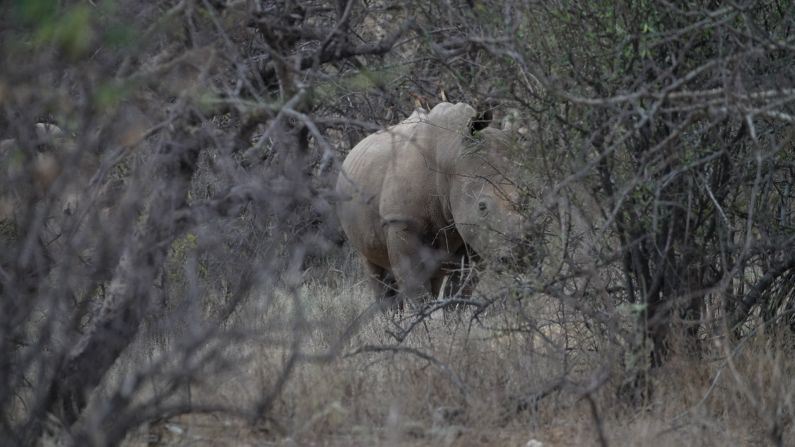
[{"xmin": 336, "ymin": 102, "xmax": 530, "ymax": 306}]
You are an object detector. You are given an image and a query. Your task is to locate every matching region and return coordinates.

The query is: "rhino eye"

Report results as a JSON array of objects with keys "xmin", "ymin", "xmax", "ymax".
[{"xmin": 478, "ymin": 201, "xmax": 488, "ymax": 212}]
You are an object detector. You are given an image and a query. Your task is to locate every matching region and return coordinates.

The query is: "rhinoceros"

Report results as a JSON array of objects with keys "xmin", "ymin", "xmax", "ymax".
[{"xmin": 335, "ymin": 102, "xmax": 532, "ymax": 307}]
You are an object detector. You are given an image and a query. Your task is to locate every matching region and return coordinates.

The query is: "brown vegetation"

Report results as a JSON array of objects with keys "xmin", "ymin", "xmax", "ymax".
[{"xmin": 1, "ymin": 1, "xmax": 793, "ymax": 446}]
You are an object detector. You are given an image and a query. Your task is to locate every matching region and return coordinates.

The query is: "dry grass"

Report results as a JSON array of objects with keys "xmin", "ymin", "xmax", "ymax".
[{"xmin": 114, "ymin": 262, "xmax": 795, "ymax": 447}]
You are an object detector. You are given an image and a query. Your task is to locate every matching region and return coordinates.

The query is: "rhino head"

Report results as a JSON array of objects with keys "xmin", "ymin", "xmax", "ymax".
[{"xmin": 446, "ymin": 116, "xmax": 535, "ymax": 267}]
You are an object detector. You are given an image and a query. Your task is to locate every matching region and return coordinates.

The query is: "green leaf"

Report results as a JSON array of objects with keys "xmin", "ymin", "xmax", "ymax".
[
  {"xmin": 94, "ymin": 81, "xmax": 132, "ymax": 112},
  {"xmin": 14, "ymin": 0, "xmax": 58, "ymax": 25},
  {"xmin": 618, "ymin": 302, "xmax": 648, "ymax": 316},
  {"xmin": 103, "ymin": 23, "xmax": 136, "ymax": 49},
  {"xmin": 35, "ymin": 5, "xmax": 95, "ymax": 59}
]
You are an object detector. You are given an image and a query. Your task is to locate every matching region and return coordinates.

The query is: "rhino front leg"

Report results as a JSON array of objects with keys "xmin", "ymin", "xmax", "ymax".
[
  {"xmin": 438, "ymin": 252, "xmax": 478, "ymax": 300},
  {"xmin": 385, "ymin": 224, "xmax": 436, "ymax": 308},
  {"xmin": 362, "ymin": 259, "xmax": 399, "ymax": 309}
]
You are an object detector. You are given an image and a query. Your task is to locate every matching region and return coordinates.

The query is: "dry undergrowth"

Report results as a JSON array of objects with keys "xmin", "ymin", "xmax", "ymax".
[{"xmin": 114, "ymin": 266, "xmax": 794, "ymax": 447}]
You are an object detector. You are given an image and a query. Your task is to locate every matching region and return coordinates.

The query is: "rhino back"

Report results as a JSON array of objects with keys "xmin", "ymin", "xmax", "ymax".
[
  {"xmin": 336, "ymin": 114, "xmax": 447, "ymax": 266},
  {"xmin": 336, "ymin": 132, "xmax": 389, "ymax": 267},
  {"xmin": 336, "ymin": 103, "xmax": 478, "ymax": 268}
]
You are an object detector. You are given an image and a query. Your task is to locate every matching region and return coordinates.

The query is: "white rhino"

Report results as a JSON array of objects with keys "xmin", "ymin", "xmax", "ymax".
[{"xmin": 336, "ymin": 102, "xmax": 534, "ymax": 307}]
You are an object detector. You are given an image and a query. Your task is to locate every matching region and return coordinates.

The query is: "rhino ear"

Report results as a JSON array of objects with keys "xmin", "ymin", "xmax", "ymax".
[{"xmin": 468, "ymin": 109, "xmax": 492, "ymax": 134}]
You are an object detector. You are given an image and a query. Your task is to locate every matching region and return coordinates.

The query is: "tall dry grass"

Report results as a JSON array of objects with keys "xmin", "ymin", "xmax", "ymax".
[{"xmin": 110, "ymin": 253, "xmax": 795, "ymax": 447}]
